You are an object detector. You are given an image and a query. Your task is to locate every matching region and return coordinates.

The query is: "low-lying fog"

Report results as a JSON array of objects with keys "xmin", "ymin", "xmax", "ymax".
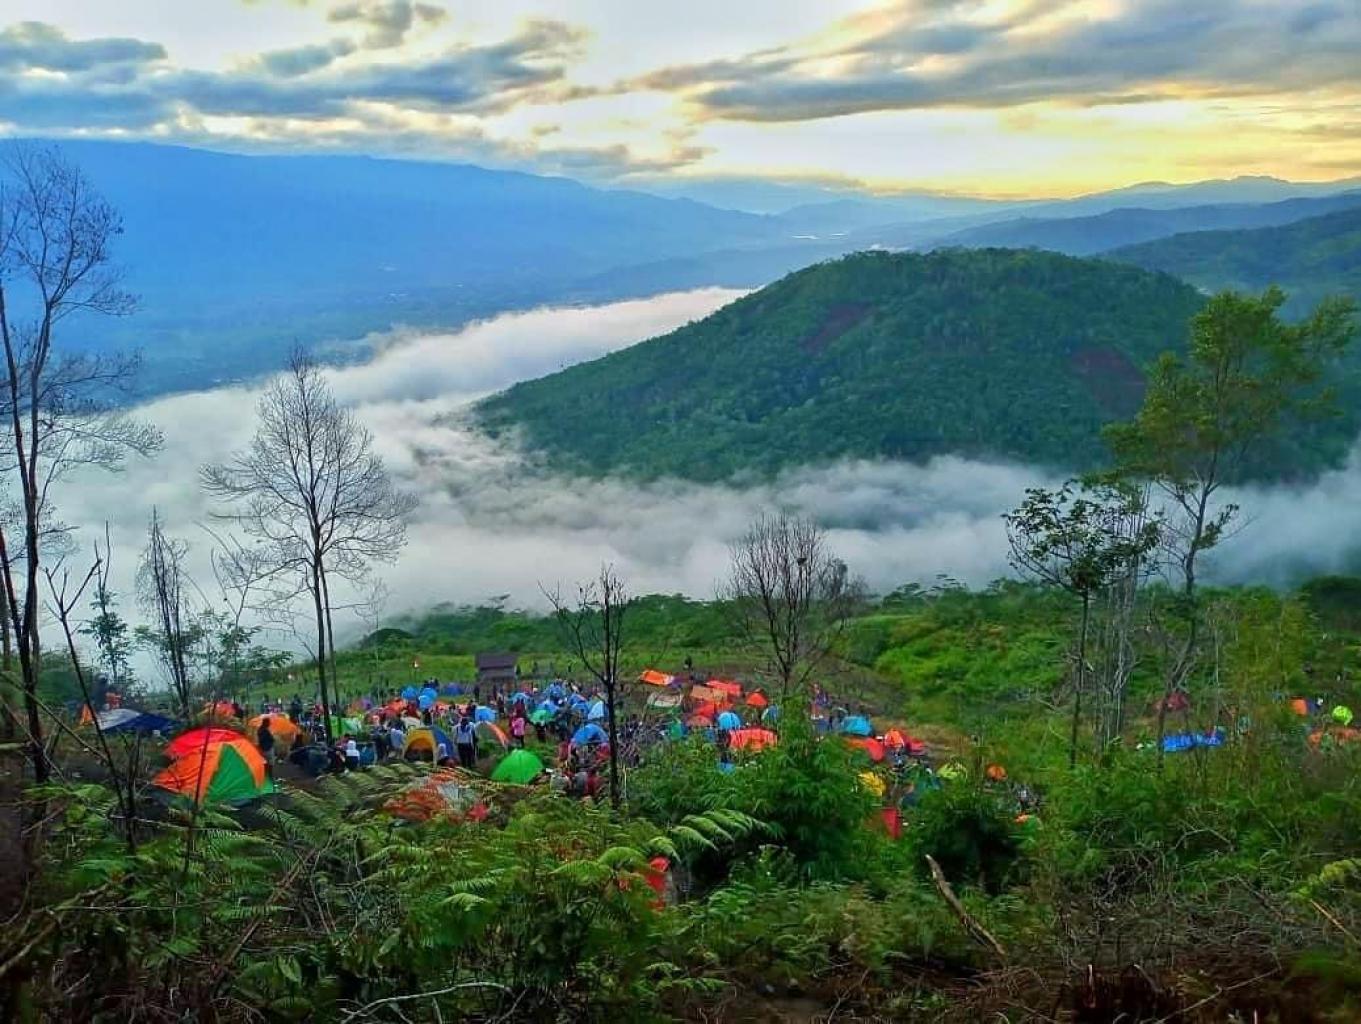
[{"xmin": 60, "ymin": 288, "xmax": 1361, "ymax": 653}]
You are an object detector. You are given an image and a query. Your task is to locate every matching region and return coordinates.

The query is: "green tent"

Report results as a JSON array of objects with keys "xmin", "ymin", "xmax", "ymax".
[
  {"xmin": 530, "ymin": 709, "xmax": 554, "ymax": 725},
  {"xmin": 491, "ymin": 749, "xmax": 545, "ymax": 785},
  {"xmin": 329, "ymin": 715, "xmax": 364, "ymax": 738}
]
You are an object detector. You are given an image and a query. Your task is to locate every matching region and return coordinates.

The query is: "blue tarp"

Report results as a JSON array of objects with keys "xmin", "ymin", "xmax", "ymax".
[
  {"xmin": 717, "ymin": 711, "xmax": 742, "ymax": 730},
  {"xmin": 1162, "ymin": 728, "xmax": 1226, "ymax": 752},
  {"xmin": 571, "ymin": 723, "xmax": 607, "ymax": 746},
  {"xmin": 841, "ymin": 715, "xmax": 873, "ymax": 737},
  {"xmin": 474, "ymin": 706, "xmax": 497, "ymax": 723}
]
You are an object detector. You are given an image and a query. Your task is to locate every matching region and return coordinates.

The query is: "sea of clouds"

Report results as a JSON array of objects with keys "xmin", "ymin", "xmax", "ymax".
[{"xmin": 55, "ymin": 288, "xmax": 1361, "ymax": 659}]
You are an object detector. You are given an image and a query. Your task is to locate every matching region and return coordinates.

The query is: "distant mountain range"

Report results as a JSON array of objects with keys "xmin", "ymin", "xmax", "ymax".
[
  {"xmin": 476, "ymin": 250, "xmax": 1211, "ymax": 481},
  {"xmin": 934, "ymin": 192, "xmax": 1361, "ymax": 257},
  {"xmin": 1109, "ymin": 207, "xmax": 1361, "ymax": 316},
  {"xmin": 15, "ymin": 139, "xmax": 1361, "ymax": 398}
]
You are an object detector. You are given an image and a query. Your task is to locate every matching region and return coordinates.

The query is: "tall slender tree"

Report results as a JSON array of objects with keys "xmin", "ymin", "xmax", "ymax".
[
  {"xmin": 547, "ymin": 564, "xmax": 628, "ymax": 809},
  {"xmin": 1005, "ymin": 481, "xmax": 1161, "ymax": 765},
  {"xmin": 202, "ymin": 351, "xmax": 415, "ymax": 742}
]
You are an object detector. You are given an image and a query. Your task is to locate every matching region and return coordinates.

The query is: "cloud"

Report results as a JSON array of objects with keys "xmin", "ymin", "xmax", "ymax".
[
  {"xmin": 0, "ymin": 21, "xmax": 165, "ymax": 74},
  {"xmin": 328, "ymin": 0, "xmax": 447, "ymax": 49},
  {"xmin": 51, "ymin": 288, "xmax": 1361, "ymax": 672},
  {"xmin": 253, "ymin": 39, "xmax": 357, "ymax": 78},
  {"xmin": 0, "ymin": 18, "xmax": 590, "ymax": 134},
  {"xmin": 632, "ymin": 0, "xmax": 1361, "ymax": 122}
]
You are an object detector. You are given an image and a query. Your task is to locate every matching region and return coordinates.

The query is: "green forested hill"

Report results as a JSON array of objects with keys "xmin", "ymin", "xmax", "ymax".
[
  {"xmin": 1110, "ymin": 207, "xmax": 1361, "ymax": 315},
  {"xmin": 475, "ymin": 249, "xmax": 1206, "ymax": 480}
]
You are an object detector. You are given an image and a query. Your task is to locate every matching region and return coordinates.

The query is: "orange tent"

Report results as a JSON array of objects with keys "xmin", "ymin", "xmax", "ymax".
[
  {"xmin": 709, "ymin": 680, "xmax": 743, "ymax": 698},
  {"xmin": 639, "ymin": 669, "xmax": 674, "ymax": 687},
  {"xmin": 985, "ymin": 763, "xmax": 1008, "ymax": 782},
  {"xmin": 164, "ymin": 727, "xmax": 243, "ymax": 759},
  {"xmin": 154, "ymin": 733, "xmax": 274, "ymax": 805},
  {"xmin": 1290, "ymin": 698, "xmax": 1310, "ymax": 716},
  {"xmin": 202, "ymin": 701, "xmax": 238, "ymax": 719},
  {"xmin": 78, "ymin": 704, "xmax": 95, "ymax": 725},
  {"xmin": 745, "ymin": 691, "xmax": 769, "ymax": 709},
  {"xmin": 686, "ymin": 714, "xmax": 714, "ymax": 729},
  {"xmin": 689, "ymin": 684, "xmax": 729, "ymax": 706},
  {"xmin": 728, "ymin": 728, "xmax": 778, "ymax": 751},
  {"xmin": 248, "ymin": 715, "xmax": 300, "ymax": 745}
]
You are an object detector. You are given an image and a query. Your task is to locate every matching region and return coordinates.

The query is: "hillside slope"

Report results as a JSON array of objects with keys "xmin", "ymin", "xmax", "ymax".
[
  {"xmin": 1109, "ymin": 207, "xmax": 1361, "ymax": 315},
  {"xmin": 476, "ymin": 249, "xmax": 1207, "ymax": 480}
]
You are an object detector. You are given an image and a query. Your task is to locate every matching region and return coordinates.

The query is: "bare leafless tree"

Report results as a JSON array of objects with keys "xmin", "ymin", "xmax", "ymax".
[
  {"xmin": 546, "ymin": 564, "xmax": 627, "ymax": 809},
  {"xmin": 0, "ymin": 144, "xmax": 161, "ymax": 782},
  {"xmin": 202, "ymin": 350, "xmax": 415, "ymax": 742},
  {"xmin": 722, "ymin": 512, "xmax": 860, "ymax": 708},
  {"xmin": 44, "ymin": 555, "xmax": 140, "ymax": 852},
  {"xmin": 137, "ymin": 509, "xmax": 198, "ymax": 719}
]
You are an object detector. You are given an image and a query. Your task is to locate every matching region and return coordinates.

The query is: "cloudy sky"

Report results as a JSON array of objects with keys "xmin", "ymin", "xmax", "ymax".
[{"xmin": 1, "ymin": 0, "xmax": 1358, "ymax": 196}]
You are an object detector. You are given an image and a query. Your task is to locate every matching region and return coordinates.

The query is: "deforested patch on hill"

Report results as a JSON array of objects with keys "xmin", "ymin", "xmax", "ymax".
[{"xmin": 475, "ymin": 249, "xmax": 1208, "ymax": 481}]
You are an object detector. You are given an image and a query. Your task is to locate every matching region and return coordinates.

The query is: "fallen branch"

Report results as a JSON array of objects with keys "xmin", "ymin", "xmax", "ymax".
[
  {"xmin": 925, "ymin": 854, "xmax": 1008, "ymax": 963},
  {"xmin": 338, "ymin": 981, "xmax": 513, "ymax": 1023}
]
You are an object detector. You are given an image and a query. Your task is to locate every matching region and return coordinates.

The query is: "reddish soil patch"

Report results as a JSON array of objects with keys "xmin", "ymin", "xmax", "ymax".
[
  {"xmin": 1070, "ymin": 346, "xmax": 1145, "ymax": 416},
  {"xmin": 801, "ymin": 303, "xmax": 871, "ymax": 355}
]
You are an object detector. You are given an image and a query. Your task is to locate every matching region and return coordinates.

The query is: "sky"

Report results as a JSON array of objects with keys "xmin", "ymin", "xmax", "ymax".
[{"xmin": 0, "ymin": 1, "xmax": 1358, "ymax": 197}]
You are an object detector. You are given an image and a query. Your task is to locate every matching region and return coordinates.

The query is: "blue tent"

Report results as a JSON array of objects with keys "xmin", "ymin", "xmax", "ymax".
[
  {"xmin": 440, "ymin": 683, "xmax": 462, "ymax": 696},
  {"xmin": 587, "ymin": 700, "xmax": 606, "ymax": 721},
  {"xmin": 98, "ymin": 708, "xmax": 177, "ymax": 734},
  {"xmin": 717, "ymin": 761, "xmax": 736, "ymax": 774},
  {"xmin": 544, "ymin": 683, "xmax": 566, "ymax": 699},
  {"xmin": 510, "ymin": 692, "xmax": 533, "ymax": 706},
  {"xmin": 537, "ymin": 699, "xmax": 559, "ymax": 715},
  {"xmin": 420, "ymin": 686, "xmax": 437, "ymax": 700},
  {"xmin": 841, "ymin": 715, "xmax": 873, "ymax": 737},
  {"xmin": 571, "ymin": 723, "xmax": 607, "ymax": 746},
  {"xmin": 717, "ymin": 711, "xmax": 742, "ymax": 730},
  {"xmin": 418, "ymin": 693, "xmax": 435, "ymax": 710},
  {"xmin": 762, "ymin": 705, "xmax": 780, "ymax": 721},
  {"xmin": 474, "ymin": 706, "xmax": 497, "ymax": 723},
  {"xmin": 400, "ymin": 686, "xmax": 418, "ymax": 700}
]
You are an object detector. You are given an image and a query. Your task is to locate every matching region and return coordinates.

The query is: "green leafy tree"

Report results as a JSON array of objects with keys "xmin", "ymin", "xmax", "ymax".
[
  {"xmin": 1005, "ymin": 482, "xmax": 1161, "ymax": 765},
  {"xmin": 1106, "ymin": 287, "xmax": 1355, "ymax": 760}
]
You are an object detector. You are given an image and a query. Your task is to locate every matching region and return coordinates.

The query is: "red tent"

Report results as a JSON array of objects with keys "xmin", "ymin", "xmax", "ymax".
[
  {"xmin": 728, "ymin": 728, "xmax": 778, "ymax": 751},
  {"xmin": 686, "ymin": 714, "xmax": 714, "ymax": 729},
  {"xmin": 746, "ymin": 691, "xmax": 769, "ymax": 709},
  {"xmin": 847, "ymin": 737, "xmax": 886, "ymax": 762},
  {"xmin": 693, "ymin": 701, "xmax": 724, "ymax": 721}
]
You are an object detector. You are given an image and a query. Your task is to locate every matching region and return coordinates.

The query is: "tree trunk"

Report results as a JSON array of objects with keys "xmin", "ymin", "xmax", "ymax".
[
  {"xmin": 311, "ymin": 564, "xmax": 333, "ymax": 744},
  {"xmin": 1069, "ymin": 594, "xmax": 1090, "ymax": 768},
  {"xmin": 319, "ymin": 564, "xmax": 342, "ymax": 720},
  {"xmin": 605, "ymin": 679, "xmax": 621, "ymax": 810}
]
